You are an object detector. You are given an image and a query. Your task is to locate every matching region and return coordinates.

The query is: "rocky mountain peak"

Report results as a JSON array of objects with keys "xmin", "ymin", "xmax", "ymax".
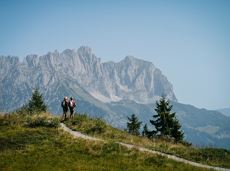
[
  {"xmin": 25, "ymin": 54, "xmax": 39, "ymax": 67},
  {"xmin": 121, "ymin": 55, "xmax": 155, "ymax": 68},
  {"xmin": 0, "ymin": 55, "xmax": 19, "ymax": 65},
  {"xmin": 0, "ymin": 46, "xmax": 177, "ymax": 110},
  {"xmin": 77, "ymin": 46, "xmax": 93, "ymax": 56},
  {"xmin": 124, "ymin": 55, "xmax": 135, "ymax": 61},
  {"xmin": 62, "ymin": 49, "xmax": 74, "ymax": 56},
  {"xmin": 122, "ymin": 55, "xmax": 141, "ymax": 64},
  {"xmin": 76, "ymin": 46, "xmax": 100, "ymax": 64}
]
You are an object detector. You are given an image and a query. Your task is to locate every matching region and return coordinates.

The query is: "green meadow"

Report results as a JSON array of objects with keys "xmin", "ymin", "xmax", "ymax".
[{"xmin": 0, "ymin": 112, "xmax": 229, "ymax": 171}]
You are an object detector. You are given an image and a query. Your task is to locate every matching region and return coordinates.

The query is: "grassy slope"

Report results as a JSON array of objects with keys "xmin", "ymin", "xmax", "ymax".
[
  {"xmin": 65, "ymin": 113, "xmax": 230, "ymax": 169},
  {"xmin": 0, "ymin": 113, "xmax": 228, "ymax": 171}
]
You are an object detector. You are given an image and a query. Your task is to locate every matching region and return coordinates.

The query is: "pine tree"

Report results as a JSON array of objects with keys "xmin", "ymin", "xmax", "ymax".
[
  {"xmin": 142, "ymin": 124, "xmax": 153, "ymax": 138},
  {"xmin": 28, "ymin": 88, "xmax": 47, "ymax": 113},
  {"xmin": 171, "ymin": 118, "xmax": 184, "ymax": 142},
  {"xmin": 148, "ymin": 97, "xmax": 183, "ymax": 142},
  {"xmin": 142, "ymin": 124, "xmax": 148, "ymax": 136},
  {"xmin": 150, "ymin": 97, "xmax": 174, "ymax": 136},
  {"xmin": 127, "ymin": 114, "xmax": 142, "ymax": 135}
]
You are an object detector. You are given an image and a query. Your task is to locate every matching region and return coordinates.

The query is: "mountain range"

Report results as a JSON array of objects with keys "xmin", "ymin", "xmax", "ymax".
[
  {"xmin": 0, "ymin": 46, "xmax": 229, "ymax": 149},
  {"xmin": 218, "ymin": 108, "xmax": 230, "ymax": 117}
]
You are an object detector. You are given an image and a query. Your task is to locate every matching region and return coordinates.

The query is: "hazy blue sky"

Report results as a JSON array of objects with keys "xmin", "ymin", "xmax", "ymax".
[{"xmin": 0, "ymin": 0, "xmax": 229, "ymax": 109}]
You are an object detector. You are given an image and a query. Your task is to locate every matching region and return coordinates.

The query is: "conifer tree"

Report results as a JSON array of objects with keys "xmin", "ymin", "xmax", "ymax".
[
  {"xmin": 150, "ymin": 97, "xmax": 174, "ymax": 136},
  {"xmin": 142, "ymin": 124, "xmax": 148, "ymax": 136},
  {"xmin": 142, "ymin": 124, "xmax": 153, "ymax": 138},
  {"xmin": 171, "ymin": 118, "xmax": 184, "ymax": 142},
  {"xmin": 28, "ymin": 88, "xmax": 47, "ymax": 113},
  {"xmin": 149, "ymin": 97, "xmax": 183, "ymax": 142},
  {"xmin": 127, "ymin": 114, "xmax": 142, "ymax": 135}
]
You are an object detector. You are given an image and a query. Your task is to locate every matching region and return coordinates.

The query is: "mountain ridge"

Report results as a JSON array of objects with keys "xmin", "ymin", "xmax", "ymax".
[
  {"xmin": 0, "ymin": 46, "xmax": 229, "ymax": 148},
  {"xmin": 0, "ymin": 46, "xmax": 177, "ymax": 109},
  {"xmin": 218, "ymin": 108, "xmax": 230, "ymax": 117}
]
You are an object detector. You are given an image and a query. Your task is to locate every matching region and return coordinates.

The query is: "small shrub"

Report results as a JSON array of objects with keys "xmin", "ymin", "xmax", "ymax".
[
  {"xmin": 158, "ymin": 143, "xmax": 169, "ymax": 152},
  {"xmin": 0, "ymin": 114, "xmax": 11, "ymax": 126},
  {"xmin": 0, "ymin": 113, "xmax": 27, "ymax": 126},
  {"xmin": 68, "ymin": 114, "xmax": 107, "ymax": 135},
  {"xmin": 44, "ymin": 117, "xmax": 59, "ymax": 128},
  {"xmin": 85, "ymin": 118, "xmax": 106, "ymax": 134},
  {"xmin": 25, "ymin": 114, "xmax": 60, "ymax": 128},
  {"xmin": 15, "ymin": 104, "xmax": 30, "ymax": 115},
  {"xmin": 75, "ymin": 113, "xmax": 89, "ymax": 122},
  {"xmin": 144, "ymin": 156, "xmax": 165, "ymax": 167},
  {"xmin": 181, "ymin": 140, "xmax": 192, "ymax": 146},
  {"xmin": 101, "ymin": 142, "xmax": 120, "ymax": 155}
]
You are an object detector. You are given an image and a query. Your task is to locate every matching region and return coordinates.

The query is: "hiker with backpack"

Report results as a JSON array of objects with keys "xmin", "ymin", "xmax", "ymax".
[
  {"xmin": 69, "ymin": 97, "xmax": 76, "ymax": 119},
  {"xmin": 61, "ymin": 96, "xmax": 69, "ymax": 121}
]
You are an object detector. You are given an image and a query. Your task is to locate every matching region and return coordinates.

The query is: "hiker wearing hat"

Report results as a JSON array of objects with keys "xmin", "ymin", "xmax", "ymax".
[
  {"xmin": 61, "ymin": 96, "xmax": 69, "ymax": 121},
  {"xmin": 69, "ymin": 97, "xmax": 76, "ymax": 119}
]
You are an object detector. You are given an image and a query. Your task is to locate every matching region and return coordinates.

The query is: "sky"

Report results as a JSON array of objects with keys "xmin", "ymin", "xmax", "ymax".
[{"xmin": 0, "ymin": 0, "xmax": 229, "ymax": 109}]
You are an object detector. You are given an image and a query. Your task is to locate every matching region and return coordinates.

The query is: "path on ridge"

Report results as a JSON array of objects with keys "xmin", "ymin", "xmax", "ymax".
[{"xmin": 60, "ymin": 123, "xmax": 230, "ymax": 171}]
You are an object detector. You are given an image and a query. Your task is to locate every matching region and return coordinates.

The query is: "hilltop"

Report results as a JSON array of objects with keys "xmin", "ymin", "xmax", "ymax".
[{"xmin": 0, "ymin": 112, "xmax": 230, "ymax": 171}]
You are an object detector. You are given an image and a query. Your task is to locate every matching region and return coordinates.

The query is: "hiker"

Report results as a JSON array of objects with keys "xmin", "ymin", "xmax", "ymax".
[
  {"xmin": 69, "ymin": 97, "xmax": 76, "ymax": 119},
  {"xmin": 61, "ymin": 96, "xmax": 69, "ymax": 121}
]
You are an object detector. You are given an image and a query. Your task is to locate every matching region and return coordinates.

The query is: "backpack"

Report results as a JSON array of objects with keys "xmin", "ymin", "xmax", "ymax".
[
  {"xmin": 62, "ymin": 100, "xmax": 68, "ymax": 108},
  {"xmin": 70, "ymin": 100, "xmax": 76, "ymax": 108}
]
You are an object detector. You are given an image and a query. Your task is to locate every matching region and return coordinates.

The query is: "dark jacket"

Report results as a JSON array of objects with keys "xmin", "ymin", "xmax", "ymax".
[{"xmin": 61, "ymin": 100, "xmax": 69, "ymax": 111}]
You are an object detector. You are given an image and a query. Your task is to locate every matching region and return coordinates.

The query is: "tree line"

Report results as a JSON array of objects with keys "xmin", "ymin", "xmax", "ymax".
[{"xmin": 127, "ymin": 97, "xmax": 184, "ymax": 142}]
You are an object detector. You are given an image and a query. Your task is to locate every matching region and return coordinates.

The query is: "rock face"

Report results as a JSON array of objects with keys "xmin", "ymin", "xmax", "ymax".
[{"xmin": 0, "ymin": 46, "xmax": 176, "ymax": 112}]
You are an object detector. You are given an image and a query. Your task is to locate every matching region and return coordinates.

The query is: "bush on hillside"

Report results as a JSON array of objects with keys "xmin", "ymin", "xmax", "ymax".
[
  {"xmin": 0, "ymin": 113, "xmax": 28, "ymax": 126},
  {"xmin": 0, "ymin": 114, "xmax": 11, "ymax": 126},
  {"xmin": 25, "ymin": 113, "xmax": 59, "ymax": 128},
  {"xmin": 85, "ymin": 118, "xmax": 106, "ymax": 134},
  {"xmin": 67, "ymin": 114, "xmax": 107, "ymax": 134}
]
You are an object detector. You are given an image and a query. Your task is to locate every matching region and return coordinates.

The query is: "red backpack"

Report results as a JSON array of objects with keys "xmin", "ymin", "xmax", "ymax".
[{"xmin": 70, "ymin": 100, "xmax": 76, "ymax": 108}]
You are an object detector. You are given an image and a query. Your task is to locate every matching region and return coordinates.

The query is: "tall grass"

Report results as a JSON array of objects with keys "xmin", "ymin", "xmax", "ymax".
[
  {"xmin": 0, "ymin": 113, "xmax": 210, "ymax": 171},
  {"xmin": 65, "ymin": 113, "xmax": 230, "ymax": 168}
]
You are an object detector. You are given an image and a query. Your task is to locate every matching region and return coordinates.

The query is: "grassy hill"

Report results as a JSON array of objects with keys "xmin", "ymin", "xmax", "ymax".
[{"xmin": 0, "ymin": 112, "xmax": 229, "ymax": 171}]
